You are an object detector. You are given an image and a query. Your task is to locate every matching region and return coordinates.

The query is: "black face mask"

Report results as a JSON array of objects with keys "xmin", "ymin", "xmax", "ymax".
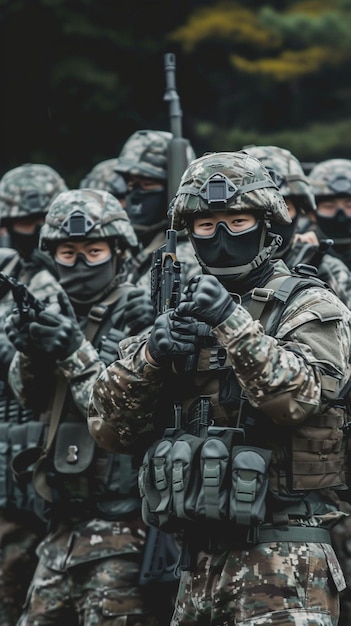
[
  {"xmin": 125, "ymin": 187, "xmax": 167, "ymax": 227},
  {"xmin": 55, "ymin": 253, "xmax": 116, "ymax": 302},
  {"xmin": 270, "ymin": 214, "xmax": 298, "ymax": 257},
  {"xmin": 7, "ymin": 224, "xmax": 42, "ymax": 261},
  {"xmin": 192, "ymin": 221, "xmax": 262, "ymax": 269},
  {"xmin": 316, "ymin": 209, "xmax": 351, "ymax": 240}
]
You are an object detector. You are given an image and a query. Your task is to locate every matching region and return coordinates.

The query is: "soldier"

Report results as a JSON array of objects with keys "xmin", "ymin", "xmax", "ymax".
[
  {"xmin": 89, "ymin": 151, "xmax": 351, "ymax": 626},
  {"xmin": 79, "ymin": 156, "xmax": 153, "ymax": 332},
  {"xmin": 307, "ymin": 158, "xmax": 351, "ymax": 269},
  {"xmin": 0, "ymin": 163, "xmax": 67, "ymax": 626},
  {"xmin": 115, "ymin": 129, "xmax": 201, "ymax": 293},
  {"xmin": 243, "ymin": 145, "xmax": 351, "ymax": 309},
  {"xmin": 4, "ymin": 188, "xmax": 161, "ymax": 625},
  {"xmin": 79, "ymin": 158, "xmax": 128, "ymax": 208}
]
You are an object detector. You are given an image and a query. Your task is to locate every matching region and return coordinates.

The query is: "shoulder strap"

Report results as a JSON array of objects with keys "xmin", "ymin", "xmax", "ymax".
[
  {"xmin": 85, "ymin": 283, "xmax": 132, "ymax": 341},
  {"xmin": 247, "ymin": 271, "xmax": 328, "ymax": 335}
]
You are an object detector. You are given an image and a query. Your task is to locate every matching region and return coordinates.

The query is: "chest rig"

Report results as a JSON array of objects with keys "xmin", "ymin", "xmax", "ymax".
[{"xmin": 138, "ymin": 266, "xmax": 349, "ymax": 543}]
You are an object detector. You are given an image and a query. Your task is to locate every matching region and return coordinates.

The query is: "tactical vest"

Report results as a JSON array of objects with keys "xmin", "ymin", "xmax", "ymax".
[
  {"xmin": 12, "ymin": 283, "xmax": 141, "ymax": 525},
  {"xmin": 138, "ymin": 267, "xmax": 349, "ymax": 538},
  {"xmin": 194, "ymin": 269, "xmax": 349, "ymax": 500}
]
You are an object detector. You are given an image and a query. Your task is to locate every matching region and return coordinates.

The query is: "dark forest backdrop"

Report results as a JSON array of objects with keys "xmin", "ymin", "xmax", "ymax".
[{"xmin": 1, "ymin": 0, "xmax": 351, "ymax": 186}]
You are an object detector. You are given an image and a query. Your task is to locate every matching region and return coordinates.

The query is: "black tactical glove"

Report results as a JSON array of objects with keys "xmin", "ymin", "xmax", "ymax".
[
  {"xmin": 176, "ymin": 275, "xmax": 236, "ymax": 327},
  {"xmin": 28, "ymin": 309, "xmax": 85, "ymax": 361},
  {"xmin": 124, "ymin": 288, "xmax": 155, "ymax": 334},
  {"xmin": 29, "ymin": 292, "xmax": 84, "ymax": 361},
  {"xmin": 148, "ymin": 310, "xmax": 199, "ymax": 365},
  {"xmin": 4, "ymin": 310, "xmax": 36, "ymax": 355}
]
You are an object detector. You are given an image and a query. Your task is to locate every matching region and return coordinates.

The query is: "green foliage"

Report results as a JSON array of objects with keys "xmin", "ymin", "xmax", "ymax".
[
  {"xmin": 195, "ymin": 117, "xmax": 351, "ymax": 162},
  {"xmin": 170, "ymin": 3, "xmax": 280, "ymax": 52},
  {"xmin": 1, "ymin": 0, "xmax": 351, "ymax": 184}
]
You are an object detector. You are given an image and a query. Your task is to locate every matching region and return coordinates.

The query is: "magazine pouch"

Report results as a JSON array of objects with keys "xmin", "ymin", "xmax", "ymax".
[
  {"xmin": 170, "ymin": 433, "xmax": 204, "ymax": 521},
  {"xmin": 138, "ymin": 428, "xmax": 184, "ymax": 531},
  {"xmin": 230, "ymin": 446, "xmax": 272, "ymax": 528},
  {"xmin": 195, "ymin": 428, "xmax": 234, "ymax": 521}
]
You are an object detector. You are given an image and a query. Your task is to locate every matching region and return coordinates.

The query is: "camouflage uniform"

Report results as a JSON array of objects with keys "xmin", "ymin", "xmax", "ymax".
[
  {"xmin": 89, "ymin": 152, "xmax": 351, "ymax": 626},
  {"xmin": 6, "ymin": 189, "xmax": 164, "ymax": 625},
  {"xmin": 115, "ymin": 129, "xmax": 201, "ymax": 293},
  {"xmin": 308, "ymin": 159, "xmax": 351, "ymax": 270},
  {"xmin": 0, "ymin": 164, "xmax": 66, "ymax": 626},
  {"xmin": 243, "ymin": 145, "xmax": 351, "ymax": 310}
]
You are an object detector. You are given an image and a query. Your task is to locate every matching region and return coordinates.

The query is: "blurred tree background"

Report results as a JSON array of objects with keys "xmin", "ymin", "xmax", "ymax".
[{"xmin": 1, "ymin": 0, "xmax": 351, "ymax": 186}]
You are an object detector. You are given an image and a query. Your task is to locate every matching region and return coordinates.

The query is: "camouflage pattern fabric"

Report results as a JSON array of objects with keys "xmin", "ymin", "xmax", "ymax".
[
  {"xmin": 331, "ymin": 514, "xmax": 351, "ymax": 626},
  {"xmin": 40, "ymin": 188, "xmax": 138, "ymax": 250},
  {"xmin": 0, "ymin": 163, "xmax": 67, "ymax": 222},
  {"xmin": 171, "ymin": 541, "xmax": 341, "ymax": 625},
  {"xmin": 171, "ymin": 151, "xmax": 290, "ymax": 230},
  {"xmin": 0, "ymin": 252, "xmax": 62, "ymax": 626},
  {"xmin": 0, "ymin": 511, "xmax": 41, "ymax": 626},
  {"xmin": 17, "ymin": 519, "xmax": 159, "ymax": 626},
  {"xmin": 89, "ymin": 258, "xmax": 351, "ymax": 453},
  {"xmin": 79, "ymin": 158, "xmax": 128, "ymax": 200},
  {"xmin": 308, "ymin": 158, "xmax": 351, "ymax": 198},
  {"xmin": 89, "ymin": 150, "xmax": 351, "ymax": 625},
  {"xmin": 243, "ymin": 144, "xmax": 316, "ymax": 213},
  {"xmin": 0, "ymin": 164, "xmax": 66, "ymax": 626},
  {"xmin": 5, "ymin": 205, "xmax": 166, "ymax": 626},
  {"xmin": 88, "ymin": 256, "xmax": 351, "ymax": 624},
  {"xmin": 115, "ymin": 130, "xmax": 172, "ymax": 180}
]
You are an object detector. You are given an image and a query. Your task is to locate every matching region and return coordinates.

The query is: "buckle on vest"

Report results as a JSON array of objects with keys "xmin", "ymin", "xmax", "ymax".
[
  {"xmin": 88, "ymin": 304, "xmax": 108, "ymax": 323},
  {"xmin": 251, "ymin": 288, "xmax": 274, "ymax": 302}
]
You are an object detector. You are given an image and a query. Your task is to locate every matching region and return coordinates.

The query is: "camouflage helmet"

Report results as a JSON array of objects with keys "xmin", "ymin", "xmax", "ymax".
[
  {"xmin": 242, "ymin": 145, "xmax": 316, "ymax": 213},
  {"xmin": 79, "ymin": 158, "xmax": 128, "ymax": 200},
  {"xmin": 171, "ymin": 151, "xmax": 290, "ymax": 230},
  {"xmin": 40, "ymin": 188, "xmax": 138, "ymax": 251},
  {"xmin": 115, "ymin": 129, "xmax": 196, "ymax": 181},
  {"xmin": 0, "ymin": 163, "xmax": 68, "ymax": 225},
  {"xmin": 308, "ymin": 158, "xmax": 351, "ymax": 199}
]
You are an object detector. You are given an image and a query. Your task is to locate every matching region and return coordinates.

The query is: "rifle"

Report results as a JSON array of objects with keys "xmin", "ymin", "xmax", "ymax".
[
  {"xmin": 142, "ymin": 53, "xmax": 190, "ymax": 587},
  {"xmin": 150, "ymin": 53, "xmax": 189, "ymax": 317},
  {"xmin": 150, "ymin": 228, "xmax": 181, "ymax": 317},
  {"xmin": 0, "ymin": 272, "xmax": 46, "ymax": 323},
  {"xmin": 163, "ymin": 52, "xmax": 190, "ymax": 205}
]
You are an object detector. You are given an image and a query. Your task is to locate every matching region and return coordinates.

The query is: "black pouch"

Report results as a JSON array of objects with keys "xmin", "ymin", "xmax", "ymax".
[
  {"xmin": 138, "ymin": 429, "xmax": 184, "ymax": 531},
  {"xmin": 230, "ymin": 446, "xmax": 272, "ymax": 527},
  {"xmin": 195, "ymin": 428, "xmax": 234, "ymax": 521},
  {"xmin": 170, "ymin": 432, "xmax": 204, "ymax": 521},
  {"xmin": 53, "ymin": 422, "xmax": 95, "ymax": 474}
]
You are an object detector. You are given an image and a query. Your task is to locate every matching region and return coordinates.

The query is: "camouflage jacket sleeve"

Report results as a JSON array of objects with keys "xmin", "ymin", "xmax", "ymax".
[
  {"xmin": 89, "ymin": 285, "xmax": 351, "ymax": 451},
  {"xmin": 88, "ymin": 337, "xmax": 164, "ymax": 452},
  {"xmin": 9, "ymin": 339, "xmax": 105, "ymax": 416},
  {"xmin": 214, "ymin": 285, "xmax": 351, "ymax": 425}
]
